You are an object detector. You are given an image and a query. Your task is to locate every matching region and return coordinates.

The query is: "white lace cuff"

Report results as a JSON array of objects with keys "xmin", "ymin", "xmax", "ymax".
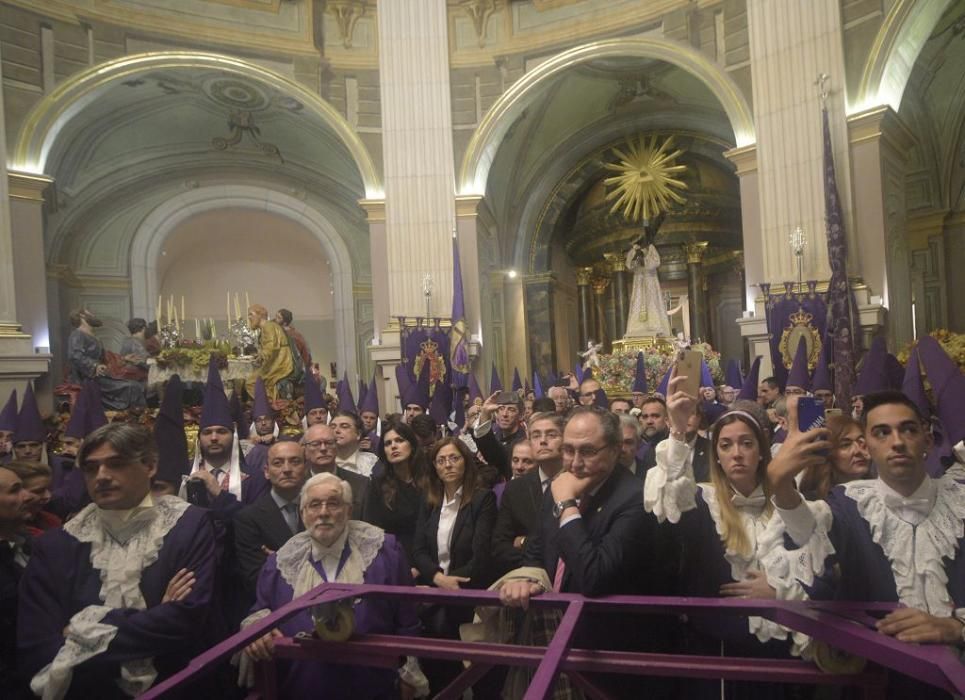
[
  {"xmin": 772, "ymin": 494, "xmax": 817, "ymax": 547},
  {"xmin": 643, "ymin": 438, "xmax": 696, "ymax": 523},
  {"xmin": 31, "ymin": 605, "xmax": 119, "ymax": 700}
]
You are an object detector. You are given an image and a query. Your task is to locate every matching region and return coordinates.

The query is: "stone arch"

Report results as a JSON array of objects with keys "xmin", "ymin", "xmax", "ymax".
[
  {"xmin": 129, "ymin": 185, "xmax": 360, "ymax": 378},
  {"xmin": 11, "ymin": 51, "xmax": 382, "ymax": 197},
  {"xmin": 457, "ymin": 37, "xmax": 755, "ymax": 195},
  {"xmin": 852, "ymin": 0, "xmax": 953, "ymax": 114}
]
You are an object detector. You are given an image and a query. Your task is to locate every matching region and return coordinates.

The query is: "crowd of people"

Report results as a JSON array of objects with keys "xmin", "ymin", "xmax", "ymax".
[{"xmin": 0, "ymin": 320, "xmax": 963, "ymax": 700}]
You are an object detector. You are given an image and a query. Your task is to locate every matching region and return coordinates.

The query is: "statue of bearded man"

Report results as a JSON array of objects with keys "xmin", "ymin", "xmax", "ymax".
[{"xmin": 247, "ymin": 304, "xmax": 300, "ymax": 401}]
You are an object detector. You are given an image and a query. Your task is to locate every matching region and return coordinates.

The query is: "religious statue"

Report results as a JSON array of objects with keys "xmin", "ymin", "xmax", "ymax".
[
  {"xmin": 580, "ymin": 340, "xmax": 603, "ymax": 371},
  {"xmin": 246, "ymin": 304, "xmax": 301, "ymax": 401},
  {"xmin": 66, "ymin": 309, "xmax": 146, "ymax": 410},
  {"xmin": 625, "ymin": 215, "xmax": 672, "ymax": 338}
]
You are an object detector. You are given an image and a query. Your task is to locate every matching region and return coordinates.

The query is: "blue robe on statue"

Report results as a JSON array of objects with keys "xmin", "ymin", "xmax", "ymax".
[{"xmin": 246, "ymin": 523, "xmax": 420, "ymax": 700}]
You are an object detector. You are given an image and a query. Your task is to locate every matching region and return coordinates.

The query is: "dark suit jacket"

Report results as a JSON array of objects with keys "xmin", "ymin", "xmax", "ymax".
[
  {"xmin": 492, "ymin": 469, "xmax": 543, "ymax": 576},
  {"xmin": 474, "ymin": 425, "xmax": 524, "ymax": 482},
  {"xmin": 329, "ymin": 466, "xmax": 370, "ymax": 519},
  {"xmin": 234, "ymin": 491, "xmax": 303, "ymax": 597},
  {"xmin": 691, "ymin": 435, "xmax": 711, "ymax": 483},
  {"xmin": 412, "ymin": 489, "xmax": 497, "ymax": 589}
]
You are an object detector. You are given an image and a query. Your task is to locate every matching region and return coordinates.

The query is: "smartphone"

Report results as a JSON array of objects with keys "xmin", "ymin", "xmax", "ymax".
[
  {"xmin": 185, "ymin": 478, "xmax": 210, "ymax": 508},
  {"xmin": 675, "ymin": 350, "xmax": 703, "ymax": 398},
  {"xmin": 797, "ymin": 396, "xmax": 827, "ymax": 433}
]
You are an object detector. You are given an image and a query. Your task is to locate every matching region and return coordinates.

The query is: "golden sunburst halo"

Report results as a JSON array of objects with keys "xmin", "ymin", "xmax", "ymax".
[{"xmin": 603, "ymin": 135, "xmax": 688, "ymax": 223}]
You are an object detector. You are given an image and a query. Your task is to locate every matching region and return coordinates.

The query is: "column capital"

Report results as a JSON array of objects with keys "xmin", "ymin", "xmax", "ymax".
[
  {"xmin": 723, "ymin": 144, "xmax": 757, "ymax": 176},
  {"xmin": 847, "ymin": 105, "xmax": 916, "ymax": 157},
  {"xmin": 590, "ymin": 276, "xmax": 610, "ymax": 295},
  {"xmin": 683, "ymin": 241, "xmax": 709, "ymax": 264},
  {"xmin": 357, "ymin": 198, "xmax": 385, "ymax": 222},
  {"xmin": 8, "ymin": 171, "xmax": 53, "ymax": 202},
  {"xmin": 575, "ymin": 266, "xmax": 594, "ymax": 286},
  {"xmin": 602, "ymin": 252, "xmax": 625, "ymax": 274}
]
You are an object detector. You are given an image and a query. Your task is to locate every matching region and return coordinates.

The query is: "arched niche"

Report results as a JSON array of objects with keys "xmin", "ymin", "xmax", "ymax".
[{"xmin": 130, "ymin": 185, "xmax": 360, "ymax": 379}]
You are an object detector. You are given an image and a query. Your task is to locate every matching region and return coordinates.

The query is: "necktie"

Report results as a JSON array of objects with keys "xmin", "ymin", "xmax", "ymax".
[
  {"xmin": 731, "ymin": 492, "xmax": 767, "ymax": 509},
  {"xmin": 282, "ymin": 503, "xmax": 298, "ymax": 533},
  {"xmin": 881, "ymin": 493, "xmax": 932, "ymax": 516},
  {"xmin": 552, "ymin": 498, "xmax": 589, "ymax": 592},
  {"xmin": 541, "ymin": 479, "xmax": 550, "ymax": 493}
]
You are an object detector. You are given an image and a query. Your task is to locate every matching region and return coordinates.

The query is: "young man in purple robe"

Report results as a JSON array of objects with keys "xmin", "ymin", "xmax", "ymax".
[
  {"xmin": 770, "ymin": 391, "xmax": 965, "ymax": 699},
  {"xmin": 17, "ymin": 422, "xmax": 218, "ymax": 699},
  {"xmin": 241, "ymin": 471, "xmax": 426, "ymax": 699}
]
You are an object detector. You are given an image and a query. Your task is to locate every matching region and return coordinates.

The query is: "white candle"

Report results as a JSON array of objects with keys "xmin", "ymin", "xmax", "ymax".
[
  {"xmin": 195, "ymin": 318, "xmax": 201, "ymax": 339},
  {"xmin": 245, "ymin": 291, "xmax": 250, "ymax": 311},
  {"xmin": 234, "ymin": 293, "xmax": 241, "ymax": 322},
  {"xmin": 226, "ymin": 292, "xmax": 231, "ymax": 325},
  {"xmin": 156, "ymin": 295, "xmax": 162, "ymax": 323},
  {"xmin": 181, "ymin": 296, "xmax": 185, "ymax": 323}
]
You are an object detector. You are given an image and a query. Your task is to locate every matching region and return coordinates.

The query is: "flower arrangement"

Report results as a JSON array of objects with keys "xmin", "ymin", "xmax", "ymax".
[
  {"xmin": 156, "ymin": 346, "xmax": 230, "ymax": 373},
  {"xmin": 596, "ymin": 342, "xmax": 724, "ymax": 394}
]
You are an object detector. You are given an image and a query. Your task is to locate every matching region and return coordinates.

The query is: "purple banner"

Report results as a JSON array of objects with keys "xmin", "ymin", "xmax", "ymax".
[
  {"xmin": 761, "ymin": 281, "xmax": 828, "ymax": 389},
  {"xmin": 399, "ymin": 318, "xmax": 451, "ymax": 392}
]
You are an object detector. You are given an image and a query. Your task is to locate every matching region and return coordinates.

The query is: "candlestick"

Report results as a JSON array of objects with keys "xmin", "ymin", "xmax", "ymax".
[
  {"xmin": 181, "ymin": 296, "xmax": 185, "ymax": 324},
  {"xmin": 234, "ymin": 293, "xmax": 241, "ymax": 322},
  {"xmin": 245, "ymin": 291, "xmax": 250, "ymax": 311},
  {"xmin": 226, "ymin": 292, "xmax": 231, "ymax": 325},
  {"xmin": 172, "ymin": 303, "xmax": 179, "ymax": 329},
  {"xmin": 156, "ymin": 295, "xmax": 162, "ymax": 324}
]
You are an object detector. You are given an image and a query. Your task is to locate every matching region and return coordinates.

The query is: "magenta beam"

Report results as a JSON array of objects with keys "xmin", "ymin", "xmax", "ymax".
[{"xmin": 525, "ymin": 599, "xmax": 584, "ymax": 700}]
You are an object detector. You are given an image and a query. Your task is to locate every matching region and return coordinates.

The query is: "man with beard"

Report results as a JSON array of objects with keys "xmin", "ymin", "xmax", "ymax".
[
  {"xmin": 241, "ymin": 472, "xmax": 425, "ymax": 699},
  {"xmin": 636, "ymin": 395, "xmax": 670, "ymax": 473},
  {"xmin": 66, "ymin": 309, "xmax": 145, "ymax": 410},
  {"xmin": 492, "ymin": 412, "xmax": 565, "ymax": 577}
]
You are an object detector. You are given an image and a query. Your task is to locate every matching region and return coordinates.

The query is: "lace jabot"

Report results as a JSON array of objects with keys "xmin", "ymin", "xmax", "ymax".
[
  {"xmin": 276, "ymin": 520, "xmax": 385, "ymax": 594},
  {"xmin": 843, "ymin": 476, "xmax": 965, "ymax": 616}
]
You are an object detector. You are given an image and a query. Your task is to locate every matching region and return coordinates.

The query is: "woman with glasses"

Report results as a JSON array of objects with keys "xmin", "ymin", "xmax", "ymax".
[
  {"xmin": 644, "ymin": 372, "xmax": 831, "ymax": 699},
  {"xmin": 412, "ymin": 437, "xmax": 497, "ymax": 692},
  {"xmin": 363, "ymin": 420, "xmax": 428, "ymax": 566},
  {"xmin": 798, "ymin": 414, "xmax": 871, "ymax": 500}
]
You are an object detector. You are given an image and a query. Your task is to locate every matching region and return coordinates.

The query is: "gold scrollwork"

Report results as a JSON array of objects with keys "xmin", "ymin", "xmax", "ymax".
[{"xmin": 779, "ymin": 310, "xmax": 822, "ymax": 370}]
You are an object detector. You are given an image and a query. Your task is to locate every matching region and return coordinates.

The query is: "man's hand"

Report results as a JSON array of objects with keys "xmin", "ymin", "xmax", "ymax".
[
  {"xmin": 719, "ymin": 569, "xmax": 776, "ymax": 599},
  {"xmin": 162, "ymin": 568, "xmax": 196, "ymax": 603},
  {"xmin": 432, "ymin": 573, "xmax": 470, "ymax": 590},
  {"xmin": 665, "ymin": 373, "xmax": 697, "ymax": 434},
  {"xmin": 190, "ymin": 469, "xmax": 223, "ymax": 498},
  {"xmin": 243, "ymin": 628, "xmax": 283, "ymax": 662},
  {"xmin": 877, "ymin": 608, "xmax": 965, "ymax": 644},
  {"xmin": 479, "ymin": 391, "xmax": 501, "ymax": 424},
  {"xmin": 767, "ymin": 396, "xmax": 830, "ymax": 508},
  {"xmin": 513, "ymin": 535, "xmax": 526, "ymax": 550},
  {"xmin": 499, "ymin": 579, "xmax": 545, "ymax": 610},
  {"xmin": 550, "ymin": 470, "xmax": 592, "ymax": 503},
  {"xmin": 359, "ymin": 437, "xmax": 372, "ymax": 450},
  {"xmin": 95, "ymin": 364, "xmax": 108, "ymax": 377}
]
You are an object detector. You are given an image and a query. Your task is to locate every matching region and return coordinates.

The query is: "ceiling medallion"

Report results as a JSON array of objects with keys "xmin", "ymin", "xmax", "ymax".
[{"xmin": 603, "ymin": 135, "xmax": 688, "ymax": 223}]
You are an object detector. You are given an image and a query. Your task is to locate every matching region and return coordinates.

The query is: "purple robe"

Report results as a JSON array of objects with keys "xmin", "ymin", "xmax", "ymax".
[
  {"xmin": 806, "ymin": 482, "xmax": 965, "ymax": 699},
  {"xmin": 251, "ymin": 532, "xmax": 420, "ymax": 699},
  {"xmin": 244, "ymin": 442, "xmax": 270, "ymax": 476},
  {"xmin": 49, "ymin": 455, "xmax": 90, "ymax": 518},
  {"xmin": 17, "ymin": 501, "xmax": 217, "ymax": 699}
]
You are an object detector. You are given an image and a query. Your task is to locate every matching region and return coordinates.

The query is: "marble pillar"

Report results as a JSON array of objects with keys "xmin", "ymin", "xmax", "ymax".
[
  {"xmin": 576, "ymin": 267, "xmax": 593, "ymax": 351},
  {"xmin": 846, "ymin": 106, "xmax": 916, "ymax": 348},
  {"xmin": 684, "ymin": 242, "xmax": 708, "ymax": 342},
  {"xmin": 0, "ymin": 39, "xmax": 50, "ymax": 402},
  {"xmin": 377, "ymin": 0, "xmax": 457, "ymax": 320},
  {"xmin": 591, "ymin": 277, "xmax": 609, "ymax": 351},
  {"xmin": 746, "ymin": 0, "xmax": 854, "ymax": 284},
  {"xmin": 604, "ymin": 252, "xmax": 628, "ymax": 341}
]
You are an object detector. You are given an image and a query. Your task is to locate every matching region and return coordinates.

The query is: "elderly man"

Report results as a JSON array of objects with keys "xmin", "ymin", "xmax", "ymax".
[
  {"xmin": 301, "ymin": 423, "xmax": 368, "ymax": 517},
  {"xmin": 331, "ymin": 411, "xmax": 379, "ymax": 477},
  {"xmin": 547, "ymin": 385, "xmax": 570, "ymax": 415},
  {"xmin": 242, "ymin": 472, "xmax": 424, "ymax": 699},
  {"xmin": 248, "ymin": 304, "xmax": 299, "ymax": 401},
  {"xmin": 770, "ymin": 391, "xmax": 965, "ymax": 699},
  {"xmin": 492, "ymin": 412, "xmax": 565, "ymax": 577},
  {"xmin": 18, "ymin": 423, "xmax": 217, "ymax": 699},
  {"xmin": 234, "ymin": 439, "xmax": 308, "ymax": 599},
  {"xmin": 577, "ymin": 378, "xmax": 602, "ymax": 407},
  {"xmin": 0, "ymin": 465, "xmax": 29, "ymax": 697}
]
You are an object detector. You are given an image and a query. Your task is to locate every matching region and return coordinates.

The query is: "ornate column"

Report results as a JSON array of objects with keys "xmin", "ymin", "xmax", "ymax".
[
  {"xmin": 576, "ymin": 267, "xmax": 593, "ymax": 350},
  {"xmin": 604, "ymin": 252, "xmax": 628, "ymax": 341},
  {"xmin": 684, "ymin": 242, "xmax": 708, "ymax": 342},
  {"xmin": 591, "ymin": 276, "xmax": 610, "ymax": 351}
]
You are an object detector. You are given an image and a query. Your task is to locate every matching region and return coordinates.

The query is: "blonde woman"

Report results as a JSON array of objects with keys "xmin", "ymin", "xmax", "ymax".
[{"xmin": 644, "ymin": 372, "xmax": 830, "ymax": 700}]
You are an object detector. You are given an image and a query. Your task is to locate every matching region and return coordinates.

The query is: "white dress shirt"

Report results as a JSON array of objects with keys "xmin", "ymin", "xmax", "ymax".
[{"xmin": 437, "ymin": 487, "xmax": 463, "ymax": 575}]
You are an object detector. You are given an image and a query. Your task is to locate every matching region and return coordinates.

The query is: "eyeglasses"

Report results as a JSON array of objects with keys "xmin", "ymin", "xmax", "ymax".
[
  {"xmin": 303, "ymin": 440, "xmax": 336, "ymax": 450},
  {"xmin": 561, "ymin": 444, "xmax": 611, "ymax": 460},
  {"xmin": 305, "ymin": 499, "xmax": 345, "ymax": 513},
  {"xmin": 434, "ymin": 454, "xmax": 463, "ymax": 466}
]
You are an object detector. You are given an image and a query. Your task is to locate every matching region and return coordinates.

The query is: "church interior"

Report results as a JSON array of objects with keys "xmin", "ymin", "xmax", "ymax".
[{"xmin": 1, "ymin": 0, "xmax": 963, "ymax": 408}]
